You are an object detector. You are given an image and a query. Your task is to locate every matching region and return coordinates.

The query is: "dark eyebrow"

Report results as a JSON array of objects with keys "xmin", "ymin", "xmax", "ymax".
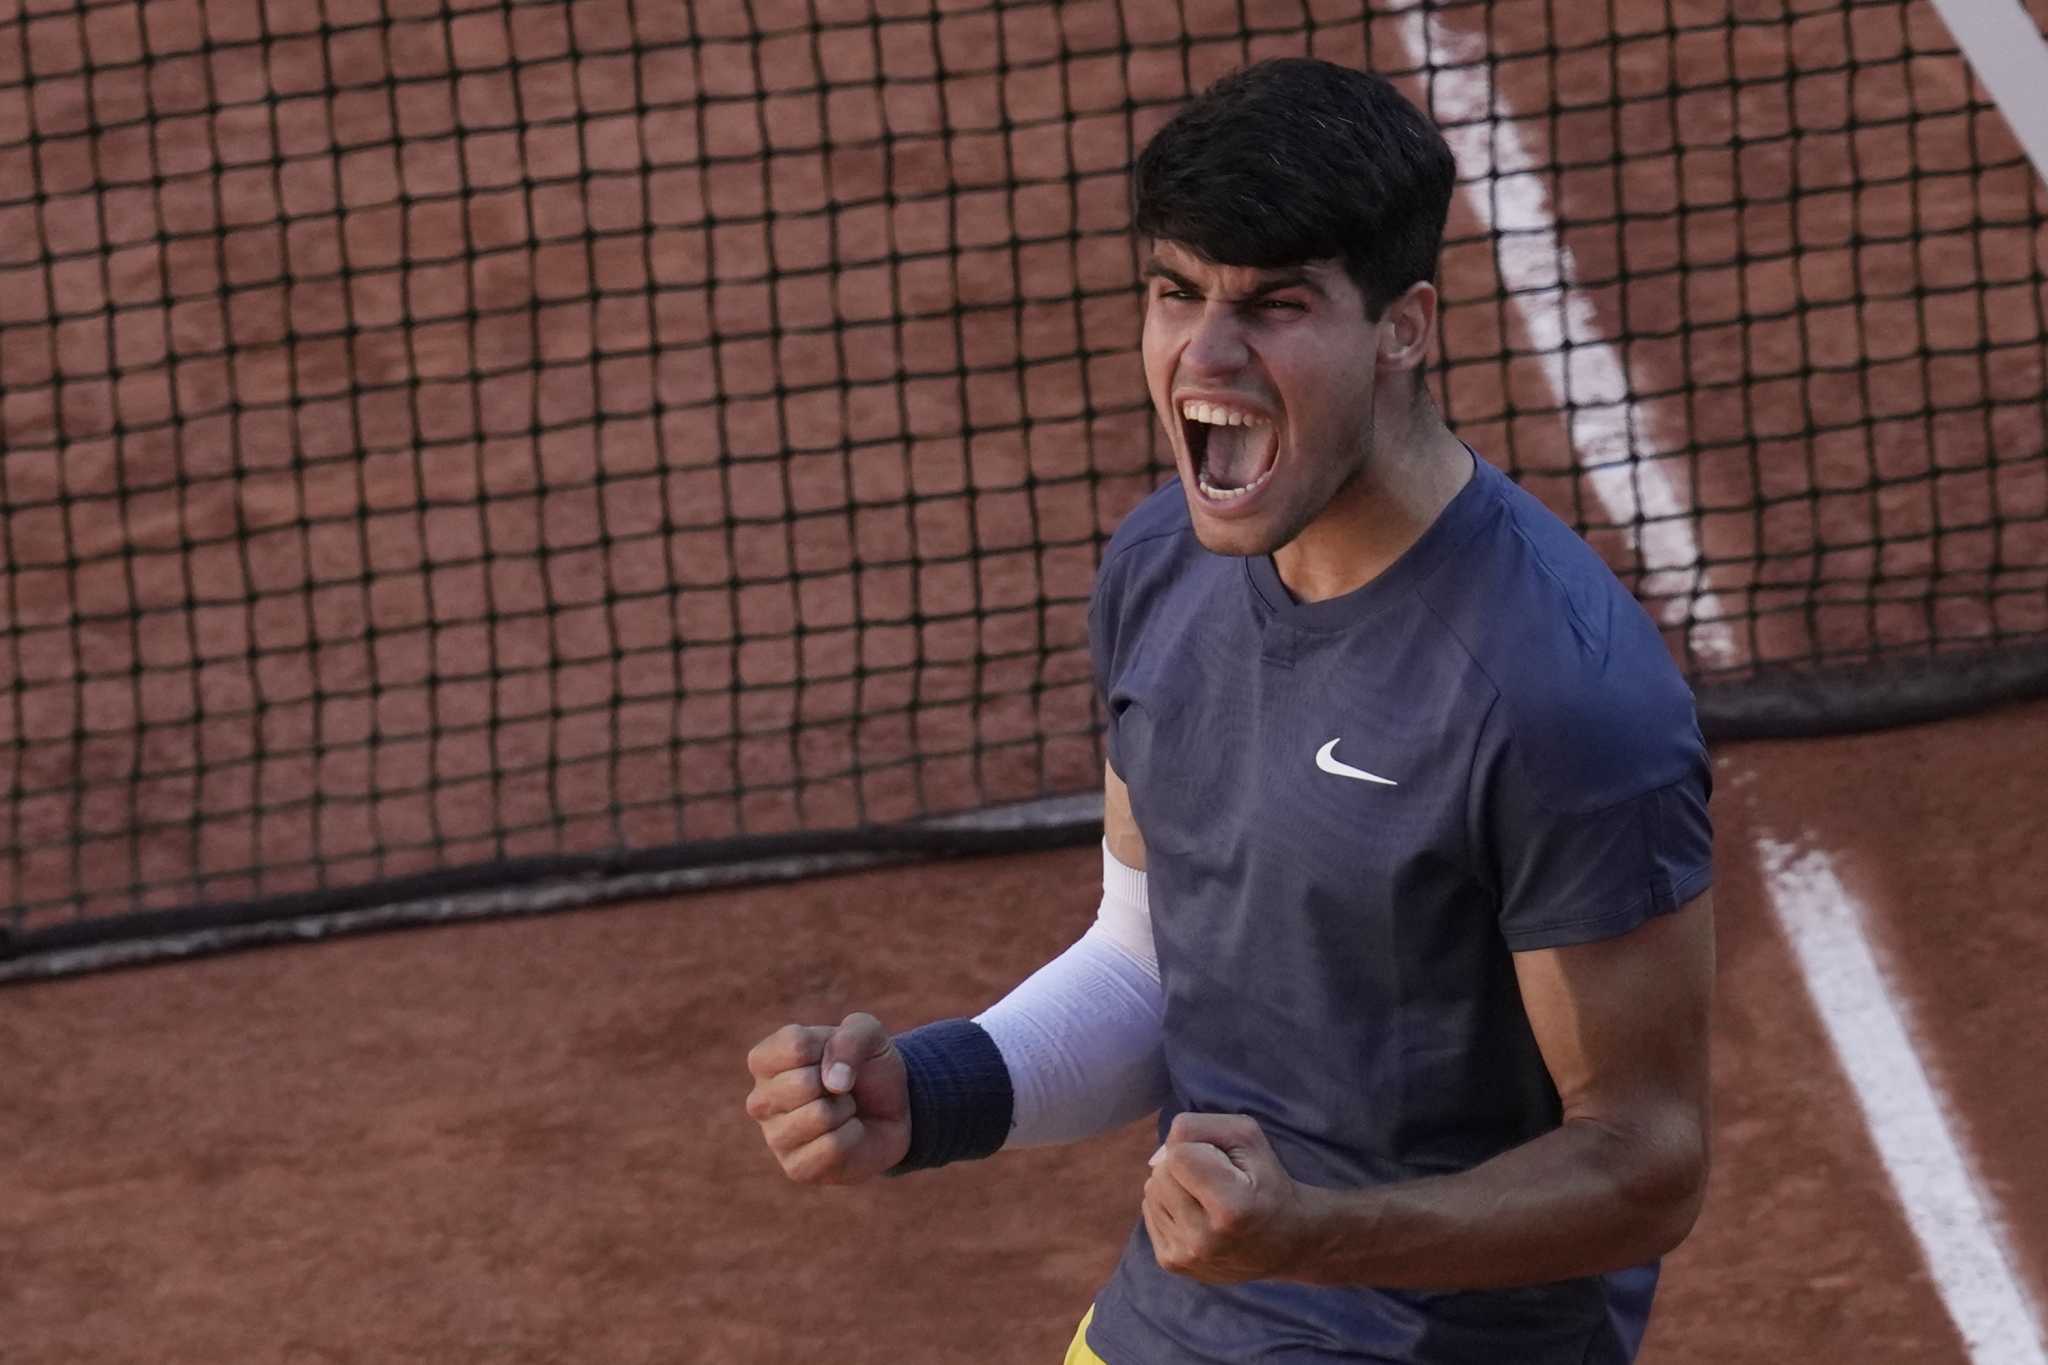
[
  {"xmin": 1241, "ymin": 270, "xmax": 1327, "ymax": 301},
  {"xmin": 1141, "ymin": 260, "xmax": 1200, "ymax": 292},
  {"xmin": 1141, "ymin": 259, "xmax": 1328, "ymax": 302}
]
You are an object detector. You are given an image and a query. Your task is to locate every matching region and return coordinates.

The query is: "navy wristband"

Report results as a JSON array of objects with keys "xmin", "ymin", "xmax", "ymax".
[{"xmin": 888, "ymin": 1018, "xmax": 1014, "ymax": 1173}]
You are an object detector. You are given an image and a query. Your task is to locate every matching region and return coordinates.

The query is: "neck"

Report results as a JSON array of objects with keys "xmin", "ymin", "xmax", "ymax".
[{"xmin": 1270, "ymin": 399, "xmax": 1473, "ymax": 604}]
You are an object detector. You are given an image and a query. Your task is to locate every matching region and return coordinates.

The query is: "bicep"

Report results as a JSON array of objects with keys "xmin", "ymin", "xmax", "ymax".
[
  {"xmin": 1513, "ymin": 892, "xmax": 1715, "ymax": 1136},
  {"xmin": 1104, "ymin": 761, "xmax": 1146, "ymax": 871}
]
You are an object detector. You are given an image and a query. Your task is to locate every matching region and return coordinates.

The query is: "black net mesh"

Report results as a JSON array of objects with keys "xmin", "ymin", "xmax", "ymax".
[{"xmin": 5, "ymin": 0, "xmax": 2047, "ymax": 962}]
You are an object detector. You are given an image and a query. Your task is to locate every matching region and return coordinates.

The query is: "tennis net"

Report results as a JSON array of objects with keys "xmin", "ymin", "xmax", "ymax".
[{"xmin": 5, "ymin": 0, "xmax": 2046, "ymax": 970}]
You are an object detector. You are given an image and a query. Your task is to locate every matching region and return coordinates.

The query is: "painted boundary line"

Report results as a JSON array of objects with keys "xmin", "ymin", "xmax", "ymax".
[
  {"xmin": 1389, "ymin": 5, "xmax": 2048, "ymax": 1360},
  {"xmin": 1927, "ymin": 0, "xmax": 2048, "ymax": 190},
  {"xmin": 1760, "ymin": 838, "xmax": 2047, "ymax": 1363},
  {"xmin": 1394, "ymin": 7, "xmax": 1737, "ymax": 668}
]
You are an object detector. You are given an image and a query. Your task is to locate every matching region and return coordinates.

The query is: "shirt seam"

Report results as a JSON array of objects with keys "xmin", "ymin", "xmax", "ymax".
[
  {"xmin": 1098, "ymin": 518, "xmax": 1195, "ymax": 580},
  {"xmin": 1423, "ymin": 584, "xmax": 1695, "ymax": 819},
  {"xmin": 1463, "ymin": 689, "xmax": 1507, "ymax": 899},
  {"xmin": 1500, "ymin": 860, "xmax": 1713, "ymax": 950}
]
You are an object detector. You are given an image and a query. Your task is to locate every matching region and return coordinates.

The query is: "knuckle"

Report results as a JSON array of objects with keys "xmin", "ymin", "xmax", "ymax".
[
  {"xmin": 782, "ymin": 1150, "xmax": 829, "ymax": 1184},
  {"xmin": 763, "ymin": 1125, "xmax": 806, "ymax": 1171},
  {"xmin": 815, "ymin": 1109, "xmax": 860, "ymax": 1152},
  {"xmin": 746, "ymin": 1024, "xmax": 800, "ymax": 1075},
  {"xmin": 761, "ymin": 1121, "xmax": 800, "ymax": 1162},
  {"xmin": 789, "ymin": 1124, "xmax": 859, "ymax": 1185},
  {"xmin": 768, "ymin": 1098, "xmax": 825, "ymax": 1150},
  {"xmin": 776, "ymin": 1069, "xmax": 821, "ymax": 1110},
  {"xmin": 750, "ymin": 1073, "xmax": 821, "ymax": 1125},
  {"xmin": 788, "ymin": 1095, "xmax": 831, "ymax": 1141},
  {"xmin": 786, "ymin": 1128, "xmax": 844, "ymax": 1179},
  {"xmin": 778, "ymin": 1105, "xmax": 851, "ymax": 1162},
  {"xmin": 794, "ymin": 1096, "xmax": 843, "ymax": 1137},
  {"xmin": 837, "ymin": 1013, "xmax": 887, "ymax": 1055},
  {"xmin": 767, "ymin": 1101, "xmax": 821, "ymax": 1148}
]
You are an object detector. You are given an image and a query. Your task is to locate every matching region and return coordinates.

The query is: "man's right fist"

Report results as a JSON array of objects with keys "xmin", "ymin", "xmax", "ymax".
[{"xmin": 744, "ymin": 1011, "xmax": 911, "ymax": 1183}]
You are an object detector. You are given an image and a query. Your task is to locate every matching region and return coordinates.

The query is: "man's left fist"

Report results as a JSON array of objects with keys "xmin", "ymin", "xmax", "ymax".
[{"xmin": 1142, "ymin": 1111, "xmax": 1316, "ymax": 1284}]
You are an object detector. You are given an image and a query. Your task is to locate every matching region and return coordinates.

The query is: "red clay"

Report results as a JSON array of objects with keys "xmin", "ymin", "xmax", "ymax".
[
  {"xmin": 8, "ymin": 704, "xmax": 2048, "ymax": 1361},
  {"xmin": 5, "ymin": 3, "xmax": 2046, "ymax": 1360}
]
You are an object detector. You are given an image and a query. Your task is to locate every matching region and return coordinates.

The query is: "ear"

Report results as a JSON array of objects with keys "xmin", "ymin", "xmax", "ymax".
[{"xmin": 1375, "ymin": 280, "xmax": 1439, "ymax": 374}]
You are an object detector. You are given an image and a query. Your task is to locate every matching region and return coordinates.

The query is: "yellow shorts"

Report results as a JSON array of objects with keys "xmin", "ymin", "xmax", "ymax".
[{"xmin": 1063, "ymin": 1307, "xmax": 1110, "ymax": 1365}]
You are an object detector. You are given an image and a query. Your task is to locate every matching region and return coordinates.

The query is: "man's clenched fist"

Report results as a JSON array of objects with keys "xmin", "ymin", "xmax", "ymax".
[
  {"xmin": 744, "ymin": 1011, "xmax": 911, "ymax": 1184},
  {"xmin": 1143, "ymin": 1111, "xmax": 1316, "ymax": 1284}
]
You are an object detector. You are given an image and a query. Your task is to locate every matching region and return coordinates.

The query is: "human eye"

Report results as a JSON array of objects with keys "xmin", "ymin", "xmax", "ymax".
[{"xmin": 1245, "ymin": 296, "xmax": 1307, "ymax": 318}]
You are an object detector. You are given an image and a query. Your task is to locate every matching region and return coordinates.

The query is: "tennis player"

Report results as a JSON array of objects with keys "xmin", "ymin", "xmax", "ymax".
[{"xmin": 745, "ymin": 58, "xmax": 1714, "ymax": 1364}]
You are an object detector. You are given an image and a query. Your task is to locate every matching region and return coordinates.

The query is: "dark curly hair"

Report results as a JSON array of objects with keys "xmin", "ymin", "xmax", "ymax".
[{"xmin": 1132, "ymin": 58, "xmax": 1457, "ymax": 318}]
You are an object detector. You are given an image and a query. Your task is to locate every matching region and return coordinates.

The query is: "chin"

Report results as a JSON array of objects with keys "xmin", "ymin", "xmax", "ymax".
[
  {"xmin": 1179, "ymin": 486, "xmax": 1287, "ymax": 558},
  {"xmin": 1187, "ymin": 520, "xmax": 1267, "ymax": 558}
]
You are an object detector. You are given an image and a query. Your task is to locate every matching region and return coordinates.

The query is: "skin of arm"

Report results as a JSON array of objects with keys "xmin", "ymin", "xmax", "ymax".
[
  {"xmin": 1104, "ymin": 762, "xmax": 1147, "ymax": 872},
  {"xmin": 1141, "ymin": 890, "xmax": 1715, "ymax": 1289}
]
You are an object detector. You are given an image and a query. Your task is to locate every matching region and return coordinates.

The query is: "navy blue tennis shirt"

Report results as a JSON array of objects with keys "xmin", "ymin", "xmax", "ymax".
[{"xmin": 1083, "ymin": 451, "xmax": 1714, "ymax": 1364}]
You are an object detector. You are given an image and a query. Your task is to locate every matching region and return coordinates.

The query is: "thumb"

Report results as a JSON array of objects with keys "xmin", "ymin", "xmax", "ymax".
[
  {"xmin": 1164, "ymin": 1111, "xmax": 1267, "ymax": 1160},
  {"xmin": 820, "ymin": 1011, "xmax": 890, "ymax": 1095},
  {"xmin": 1153, "ymin": 1113, "xmax": 1271, "ymax": 1188}
]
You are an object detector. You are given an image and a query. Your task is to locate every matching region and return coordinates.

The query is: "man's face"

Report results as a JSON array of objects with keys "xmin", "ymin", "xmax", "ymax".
[{"xmin": 1140, "ymin": 241, "xmax": 1387, "ymax": 558}]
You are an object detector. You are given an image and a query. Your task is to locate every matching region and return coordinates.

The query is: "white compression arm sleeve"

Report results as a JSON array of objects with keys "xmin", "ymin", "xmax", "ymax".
[{"xmin": 972, "ymin": 841, "xmax": 1170, "ymax": 1148}]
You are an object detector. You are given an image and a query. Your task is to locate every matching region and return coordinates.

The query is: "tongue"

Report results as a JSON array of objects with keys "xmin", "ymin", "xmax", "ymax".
[{"xmin": 1203, "ymin": 424, "xmax": 1273, "ymax": 490}]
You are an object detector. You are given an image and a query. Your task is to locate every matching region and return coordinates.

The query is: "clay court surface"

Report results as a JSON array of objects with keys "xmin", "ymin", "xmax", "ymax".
[
  {"xmin": 4, "ymin": 701, "xmax": 2048, "ymax": 1362},
  {"xmin": 5, "ymin": 0, "xmax": 2048, "ymax": 1359}
]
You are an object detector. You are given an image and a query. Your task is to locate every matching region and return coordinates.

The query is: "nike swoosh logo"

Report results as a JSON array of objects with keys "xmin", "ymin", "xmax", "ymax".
[{"xmin": 1315, "ymin": 739, "xmax": 1399, "ymax": 787}]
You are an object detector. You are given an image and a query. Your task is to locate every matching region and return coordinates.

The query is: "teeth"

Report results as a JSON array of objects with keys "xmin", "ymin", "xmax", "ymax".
[
  {"xmin": 1179, "ymin": 400, "xmax": 1269, "ymax": 429},
  {"xmin": 1197, "ymin": 464, "xmax": 1277, "ymax": 502}
]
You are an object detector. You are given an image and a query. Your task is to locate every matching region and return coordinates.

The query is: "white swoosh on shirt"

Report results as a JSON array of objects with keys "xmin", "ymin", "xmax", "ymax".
[{"xmin": 1315, "ymin": 739, "xmax": 1399, "ymax": 787}]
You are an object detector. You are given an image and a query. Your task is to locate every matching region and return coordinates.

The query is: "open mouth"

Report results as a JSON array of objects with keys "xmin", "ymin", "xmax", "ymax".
[{"xmin": 1181, "ymin": 399, "xmax": 1279, "ymax": 502}]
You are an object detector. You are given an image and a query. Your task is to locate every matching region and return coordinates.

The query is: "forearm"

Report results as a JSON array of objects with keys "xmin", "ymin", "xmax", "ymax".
[
  {"xmin": 890, "ymin": 840, "xmax": 1168, "ymax": 1169},
  {"xmin": 974, "ymin": 841, "xmax": 1168, "ymax": 1146},
  {"xmin": 1284, "ymin": 1113, "xmax": 1706, "ymax": 1290}
]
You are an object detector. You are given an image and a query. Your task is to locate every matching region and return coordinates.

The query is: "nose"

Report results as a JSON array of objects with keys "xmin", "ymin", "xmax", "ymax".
[{"xmin": 1181, "ymin": 302, "xmax": 1250, "ymax": 378}]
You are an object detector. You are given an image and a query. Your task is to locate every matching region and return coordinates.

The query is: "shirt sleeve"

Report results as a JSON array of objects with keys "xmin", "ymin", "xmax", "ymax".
[{"xmin": 1476, "ymin": 699, "xmax": 1715, "ymax": 952}]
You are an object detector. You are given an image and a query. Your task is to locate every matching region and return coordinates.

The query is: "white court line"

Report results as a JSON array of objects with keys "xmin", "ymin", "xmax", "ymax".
[
  {"xmin": 1927, "ymin": 0, "xmax": 2048, "ymax": 191},
  {"xmin": 1760, "ymin": 838, "xmax": 2047, "ymax": 1363},
  {"xmin": 1392, "ymin": 7, "xmax": 2048, "ymax": 1360},
  {"xmin": 1399, "ymin": 9, "xmax": 1737, "ymax": 667}
]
